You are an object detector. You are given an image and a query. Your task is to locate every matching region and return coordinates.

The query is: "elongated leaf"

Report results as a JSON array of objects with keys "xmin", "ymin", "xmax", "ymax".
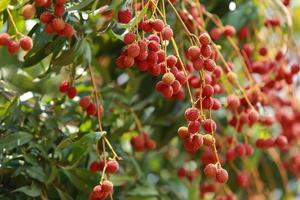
[
  {"xmin": 0, "ymin": 132, "xmax": 32, "ymax": 150},
  {"xmin": 0, "ymin": 0, "xmax": 10, "ymax": 12},
  {"xmin": 26, "ymin": 166, "xmax": 47, "ymax": 182},
  {"xmin": 60, "ymin": 132, "xmax": 105, "ymax": 166},
  {"xmin": 13, "ymin": 182, "xmax": 41, "ymax": 197},
  {"xmin": 52, "ymin": 39, "xmax": 84, "ymax": 66},
  {"xmin": 63, "ymin": 168, "xmax": 100, "ymax": 192},
  {"xmin": 67, "ymin": 0, "xmax": 94, "ymax": 11},
  {"xmin": 126, "ymin": 185, "xmax": 159, "ymax": 197},
  {"xmin": 55, "ymin": 187, "xmax": 73, "ymax": 200},
  {"xmin": 23, "ymin": 37, "xmax": 67, "ymax": 68}
]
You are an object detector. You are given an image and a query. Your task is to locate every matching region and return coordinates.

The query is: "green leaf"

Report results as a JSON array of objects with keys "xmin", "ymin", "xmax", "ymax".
[
  {"xmin": 60, "ymin": 132, "xmax": 105, "ymax": 166},
  {"xmin": 13, "ymin": 182, "xmax": 41, "ymax": 197},
  {"xmin": 0, "ymin": 132, "xmax": 33, "ymax": 150},
  {"xmin": 26, "ymin": 166, "xmax": 47, "ymax": 182},
  {"xmin": 223, "ymin": 1, "xmax": 258, "ymax": 30},
  {"xmin": 109, "ymin": 174, "xmax": 135, "ymax": 186},
  {"xmin": 110, "ymin": 0, "xmax": 123, "ymax": 10},
  {"xmin": 55, "ymin": 187, "xmax": 73, "ymax": 200},
  {"xmin": 45, "ymin": 165, "xmax": 58, "ymax": 185},
  {"xmin": 81, "ymin": 39, "xmax": 92, "ymax": 66},
  {"xmin": 23, "ymin": 37, "xmax": 67, "ymax": 68},
  {"xmin": 126, "ymin": 185, "xmax": 159, "ymax": 197},
  {"xmin": 63, "ymin": 168, "xmax": 100, "ymax": 192},
  {"xmin": 0, "ymin": 0, "xmax": 10, "ymax": 12},
  {"xmin": 108, "ymin": 28, "xmax": 123, "ymax": 41},
  {"xmin": 52, "ymin": 39, "xmax": 84, "ymax": 66},
  {"xmin": 67, "ymin": 0, "xmax": 94, "ymax": 11}
]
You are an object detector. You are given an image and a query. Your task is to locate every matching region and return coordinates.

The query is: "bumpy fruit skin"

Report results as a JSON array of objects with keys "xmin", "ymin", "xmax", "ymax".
[
  {"xmin": 56, "ymin": 0, "xmax": 67, "ymax": 5},
  {"xmin": 234, "ymin": 143, "xmax": 246, "ymax": 156},
  {"xmin": 80, "ymin": 96, "xmax": 91, "ymax": 109},
  {"xmin": 0, "ymin": 33, "xmax": 10, "ymax": 46},
  {"xmin": 67, "ymin": 86, "xmax": 77, "ymax": 99},
  {"xmin": 106, "ymin": 160, "xmax": 119, "ymax": 174},
  {"xmin": 216, "ymin": 168, "xmax": 228, "ymax": 183},
  {"xmin": 118, "ymin": 9, "xmax": 132, "ymax": 24},
  {"xmin": 259, "ymin": 47, "xmax": 268, "ymax": 56},
  {"xmin": 145, "ymin": 139, "xmax": 157, "ymax": 150},
  {"xmin": 236, "ymin": 171, "xmax": 249, "ymax": 188},
  {"xmin": 87, "ymin": 103, "xmax": 97, "ymax": 116},
  {"xmin": 59, "ymin": 81, "xmax": 70, "ymax": 93},
  {"xmin": 204, "ymin": 59, "xmax": 216, "ymax": 72},
  {"xmin": 40, "ymin": 12, "xmax": 53, "ymax": 23},
  {"xmin": 162, "ymin": 72, "xmax": 175, "ymax": 85},
  {"xmin": 201, "ymin": 45, "xmax": 212, "ymax": 58},
  {"xmin": 7, "ymin": 40, "xmax": 20, "ymax": 55},
  {"xmin": 123, "ymin": 32, "xmax": 136, "ymax": 44},
  {"xmin": 101, "ymin": 180, "xmax": 113, "ymax": 194},
  {"xmin": 188, "ymin": 120, "xmax": 201, "ymax": 133},
  {"xmin": 275, "ymin": 135, "xmax": 288, "ymax": 149},
  {"xmin": 203, "ymin": 119, "xmax": 216, "ymax": 133},
  {"xmin": 19, "ymin": 36, "xmax": 33, "ymax": 51},
  {"xmin": 130, "ymin": 135, "xmax": 145, "ymax": 151},
  {"xmin": 127, "ymin": 43, "xmax": 140, "ymax": 58},
  {"xmin": 52, "ymin": 18, "xmax": 65, "ymax": 31},
  {"xmin": 91, "ymin": 185, "xmax": 107, "ymax": 199},
  {"xmin": 177, "ymin": 167, "xmax": 186, "ymax": 177},
  {"xmin": 93, "ymin": 105, "xmax": 104, "ymax": 118},
  {"xmin": 203, "ymin": 84, "xmax": 214, "ymax": 97},
  {"xmin": 185, "ymin": 107, "xmax": 199, "ymax": 121},
  {"xmin": 199, "ymin": 32, "xmax": 211, "ymax": 46},
  {"xmin": 227, "ymin": 95, "xmax": 240, "ymax": 111},
  {"xmin": 89, "ymin": 161, "xmax": 100, "ymax": 172},
  {"xmin": 34, "ymin": 0, "xmax": 48, "ymax": 7},
  {"xmin": 162, "ymin": 26, "xmax": 173, "ymax": 40},
  {"xmin": 58, "ymin": 23, "xmax": 75, "ymax": 37},
  {"xmin": 177, "ymin": 126, "xmax": 190, "ymax": 139},
  {"xmin": 45, "ymin": 23, "xmax": 55, "ymax": 34},
  {"xmin": 152, "ymin": 19, "xmax": 164, "ymax": 32},
  {"xmin": 210, "ymin": 27, "xmax": 222, "ymax": 40},
  {"xmin": 22, "ymin": 4, "xmax": 36, "ymax": 19},
  {"xmin": 43, "ymin": 0, "xmax": 52, "ymax": 8},
  {"xmin": 187, "ymin": 46, "xmax": 201, "ymax": 60},
  {"xmin": 55, "ymin": 5, "xmax": 65, "ymax": 17},
  {"xmin": 204, "ymin": 163, "xmax": 217, "ymax": 177},
  {"xmin": 223, "ymin": 25, "xmax": 236, "ymax": 37}
]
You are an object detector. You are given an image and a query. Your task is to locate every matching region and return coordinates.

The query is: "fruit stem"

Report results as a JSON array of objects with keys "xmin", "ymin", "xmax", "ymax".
[
  {"xmin": 88, "ymin": 65, "xmax": 120, "ymax": 161},
  {"xmin": 267, "ymin": 148, "xmax": 288, "ymax": 192},
  {"xmin": 202, "ymin": 10, "xmax": 255, "ymax": 86},
  {"xmin": 6, "ymin": 8, "xmax": 20, "ymax": 35}
]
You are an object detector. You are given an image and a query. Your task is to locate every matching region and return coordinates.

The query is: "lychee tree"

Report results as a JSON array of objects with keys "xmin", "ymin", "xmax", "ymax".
[{"xmin": 0, "ymin": 0, "xmax": 300, "ymax": 199}]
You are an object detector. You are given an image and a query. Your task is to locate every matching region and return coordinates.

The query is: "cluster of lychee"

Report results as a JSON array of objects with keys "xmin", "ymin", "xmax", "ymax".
[
  {"xmin": 79, "ymin": 96, "xmax": 104, "ymax": 118},
  {"xmin": 0, "ymin": 33, "xmax": 33, "ymax": 55},
  {"xmin": 89, "ymin": 160, "xmax": 119, "ymax": 173},
  {"xmin": 22, "ymin": 0, "xmax": 74, "ymax": 36},
  {"xmin": 203, "ymin": 163, "xmax": 228, "ymax": 184},
  {"xmin": 178, "ymin": 107, "xmax": 217, "ymax": 153},
  {"xmin": 89, "ymin": 160, "xmax": 119, "ymax": 200},
  {"xmin": 226, "ymin": 143, "xmax": 254, "ymax": 161},
  {"xmin": 37, "ymin": 0, "xmax": 74, "ymax": 36},
  {"xmin": 177, "ymin": 166, "xmax": 199, "ymax": 182},
  {"xmin": 59, "ymin": 81, "xmax": 104, "ymax": 118},
  {"xmin": 116, "ymin": 11, "xmax": 189, "ymax": 100},
  {"xmin": 255, "ymin": 135, "xmax": 288, "ymax": 150},
  {"xmin": 89, "ymin": 180, "xmax": 114, "ymax": 200},
  {"xmin": 59, "ymin": 80, "xmax": 77, "ymax": 98},
  {"xmin": 209, "ymin": 25, "xmax": 236, "ymax": 41},
  {"xmin": 130, "ymin": 132, "xmax": 156, "ymax": 152}
]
